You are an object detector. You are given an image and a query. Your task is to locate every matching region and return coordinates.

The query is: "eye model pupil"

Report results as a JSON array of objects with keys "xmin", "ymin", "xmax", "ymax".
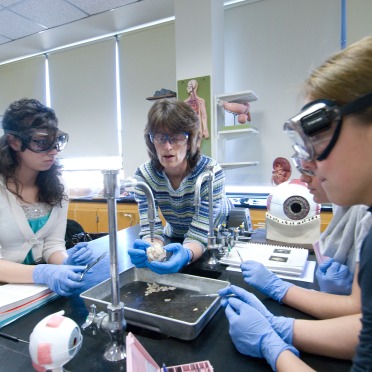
[{"xmin": 291, "ymin": 203, "xmax": 302, "ymax": 214}]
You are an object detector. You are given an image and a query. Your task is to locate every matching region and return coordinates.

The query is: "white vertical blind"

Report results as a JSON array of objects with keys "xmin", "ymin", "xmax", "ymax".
[
  {"xmin": 0, "ymin": 55, "xmax": 46, "ymax": 119},
  {"xmin": 48, "ymin": 39, "xmax": 119, "ymax": 158}
]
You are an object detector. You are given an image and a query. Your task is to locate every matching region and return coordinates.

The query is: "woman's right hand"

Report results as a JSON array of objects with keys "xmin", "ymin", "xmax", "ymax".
[
  {"xmin": 33, "ymin": 264, "xmax": 86, "ymax": 296},
  {"xmin": 128, "ymin": 239, "xmax": 151, "ymax": 268}
]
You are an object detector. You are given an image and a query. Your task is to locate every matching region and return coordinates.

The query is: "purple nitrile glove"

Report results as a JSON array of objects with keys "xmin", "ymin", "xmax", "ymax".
[
  {"xmin": 33, "ymin": 264, "xmax": 86, "ymax": 296},
  {"xmin": 148, "ymin": 243, "xmax": 191, "ymax": 274},
  {"xmin": 241, "ymin": 260, "xmax": 294, "ymax": 303},
  {"xmin": 224, "ymin": 295, "xmax": 299, "ymax": 370},
  {"xmin": 219, "ymin": 285, "xmax": 294, "ymax": 344},
  {"xmin": 128, "ymin": 239, "xmax": 151, "ymax": 268},
  {"xmin": 63, "ymin": 242, "xmax": 94, "ymax": 266},
  {"xmin": 316, "ymin": 258, "xmax": 353, "ymax": 295}
]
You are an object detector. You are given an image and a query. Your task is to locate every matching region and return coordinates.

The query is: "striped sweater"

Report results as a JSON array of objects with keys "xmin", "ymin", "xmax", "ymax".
[{"xmin": 134, "ymin": 155, "xmax": 232, "ymax": 251}]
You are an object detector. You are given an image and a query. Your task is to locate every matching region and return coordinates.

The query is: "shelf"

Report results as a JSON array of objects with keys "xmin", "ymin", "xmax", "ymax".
[
  {"xmin": 218, "ymin": 127, "xmax": 259, "ymax": 140},
  {"xmin": 216, "ymin": 90, "xmax": 258, "ymax": 104},
  {"xmin": 213, "ymin": 90, "xmax": 259, "ymax": 170},
  {"xmin": 218, "ymin": 126, "xmax": 258, "ymax": 134},
  {"xmin": 220, "ymin": 161, "xmax": 259, "ymax": 170}
]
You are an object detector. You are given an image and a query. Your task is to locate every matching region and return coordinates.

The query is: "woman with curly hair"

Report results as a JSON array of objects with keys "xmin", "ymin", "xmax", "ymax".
[{"xmin": 0, "ymin": 98, "xmax": 93, "ymax": 296}]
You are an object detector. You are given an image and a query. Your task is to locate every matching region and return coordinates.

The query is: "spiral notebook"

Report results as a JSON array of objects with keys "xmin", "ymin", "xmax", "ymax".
[{"xmin": 219, "ymin": 242, "xmax": 309, "ymax": 276}]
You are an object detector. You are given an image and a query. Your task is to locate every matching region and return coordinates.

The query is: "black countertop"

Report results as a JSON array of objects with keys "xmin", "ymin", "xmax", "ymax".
[{"xmin": 0, "ymin": 227, "xmax": 350, "ymax": 371}]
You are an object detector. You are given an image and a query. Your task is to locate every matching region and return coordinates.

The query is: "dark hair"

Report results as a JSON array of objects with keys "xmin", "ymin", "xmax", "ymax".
[
  {"xmin": 0, "ymin": 98, "xmax": 67, "ymax": 206},
  {"xmin": 144, "ymin": 99, "xmax": 201, "ymax": 171}
]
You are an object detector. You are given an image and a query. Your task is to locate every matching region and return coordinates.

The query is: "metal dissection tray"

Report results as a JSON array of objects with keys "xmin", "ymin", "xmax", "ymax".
[{"xmin": 80, "ymin": 267, "xmax": 230, "ymax": 340}]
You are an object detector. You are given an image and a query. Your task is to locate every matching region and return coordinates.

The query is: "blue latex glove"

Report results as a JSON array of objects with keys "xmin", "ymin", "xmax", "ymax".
[
  {"xmin": 224, "ymin": 296, "xmax": 299, "ymax": 370},
  {"xmin": 128, "ymin": 239, "xmax": 151, "ymax": 268},
  {"xmin": 219, "ymin": 285, "xmax": 294, "ymax": 344},
  {"xmin": 63, "ymin": 242, "xmax": 94, "ymax": 266},
  {"xmin": 148, "ymin": 243, "xmax": 191, "ymax": 274},
  {"xmin": 241, "ymin": 260, "xmax": 294, "ymax": 303},
  {"xmin": 316, "ymin": 258, "xmax": 353, "ymax": 295},
  {"xmin": 33, "ymin": 264, "xmax": 86, "ymax": 296}
]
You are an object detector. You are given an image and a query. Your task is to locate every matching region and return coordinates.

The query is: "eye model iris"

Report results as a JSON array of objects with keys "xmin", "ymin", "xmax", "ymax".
[{"xmin": 283, "ymin": 196, "xmax": 310, "ymax": 220}]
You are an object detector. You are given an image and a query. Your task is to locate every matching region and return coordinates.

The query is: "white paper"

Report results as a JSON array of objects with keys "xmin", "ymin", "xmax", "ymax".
[
  {"xmin": 0, "ymin": 283, "xmax": 51, "ymax": 313},
  {"xmin": 226, "ymin": 260, "xmax": 316, "ymax": 283},
  {"xmin": 220, "ymin": 242, "xmax": 309, "ymax": 276}
]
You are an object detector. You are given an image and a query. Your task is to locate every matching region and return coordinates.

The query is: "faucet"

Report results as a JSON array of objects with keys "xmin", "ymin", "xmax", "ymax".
[
  {"xmin": 194, "ymin": 165, "xmax": 221, "ymax": 265},
  {"xmin": 81, "ymin": 173, "xmax": 157, "ymax": 361},
  {"xmin": 121, "ymin": 178, "xmax": 156, "ymax": 242},
  {"xmin": 81, "ymin": 170, "xmax": 126, "ymax": 362}
]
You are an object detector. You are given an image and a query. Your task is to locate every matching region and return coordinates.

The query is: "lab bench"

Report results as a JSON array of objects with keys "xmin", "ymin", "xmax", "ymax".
[
  {"xmin": 68, "ymin": 195, "xmax": 333, "ymax": 235},
  {"xmin": 0, "ymin": 226, "xmax": 351, "ymax": 371}
]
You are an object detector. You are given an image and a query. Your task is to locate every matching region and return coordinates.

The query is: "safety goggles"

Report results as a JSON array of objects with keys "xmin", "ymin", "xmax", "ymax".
[
  {"xmin": 284, "ymin": 92, "xmax": 372, "ymax": 161},
  {"xmin": 149, "ymin": 132, "xmax": 189, "ymax": 146},
  {"xmin": 291, "ymin": 154, "xmax": 315, "ymax": 176},
  {"xmin": 6, "ymin": 128, "xmax": 69, "ymax": 153}
]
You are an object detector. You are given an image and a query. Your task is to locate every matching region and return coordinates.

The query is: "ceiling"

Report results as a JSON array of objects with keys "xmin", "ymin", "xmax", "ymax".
[
  {"xmin": 0, "ymin": 0, "xmax": 143, "ymax": 44},
  {"xmin": 0, "ymin": 0, "xmax": 175, "ymax": 64},
  {"xmin": 0, "ymin": 0, "xmax": 250, "ymax": 65}
]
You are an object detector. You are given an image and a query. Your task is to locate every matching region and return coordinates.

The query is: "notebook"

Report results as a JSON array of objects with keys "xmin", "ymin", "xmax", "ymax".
[
  {"xmin": 0, "ymin": 283, "xmax": 59, "ymax": 327},
  {"xmin": 219, "ymin": 242, "xmax": 309, "ymax": 276}
]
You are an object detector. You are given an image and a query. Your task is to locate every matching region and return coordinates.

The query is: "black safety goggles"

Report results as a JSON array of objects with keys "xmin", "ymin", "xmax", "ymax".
[
  {"xmin": 284, "ymin": 92, "xmax": 372, "ymax": 161},
  {"xmin": 6, "ymin": 128, "xmax": 69, "ymax": 153}
]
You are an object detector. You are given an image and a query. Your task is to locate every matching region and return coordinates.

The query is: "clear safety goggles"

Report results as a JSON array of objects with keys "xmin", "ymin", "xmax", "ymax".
[
  {"xmin": 6, "ymin": 128, "xmax": 69, "ymax": 153},
  {"xmin": 149, "ymin": 132, "xmax": 189, "ymax": 146},
  {"xmin": 290, "ymin": 154, "xmax": 315, "ymax": 176},
  {"xmin": 284, "ymin": 92, "xmax": 372, "ymax": 161}
]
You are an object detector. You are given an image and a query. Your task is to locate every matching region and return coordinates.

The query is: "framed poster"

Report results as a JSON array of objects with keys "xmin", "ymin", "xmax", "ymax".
[{"xmin": 177, "ymin": 75, "xmax": 211, "ymax": 156}]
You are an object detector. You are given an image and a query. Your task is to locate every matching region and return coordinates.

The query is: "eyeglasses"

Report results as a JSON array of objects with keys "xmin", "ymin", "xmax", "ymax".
[
  {"xmin": 6, "ymin": 129, "xmax": 69, "ymax": 153},
  {"xmin": 283, "ymin": 92, "xmax": 372, "ymax": 161},
  {"xmin": 291, "ymin": 155, "xmax": 315, "ymax": 176},
  {"xmin": 149, "ymin": 132, "xmax": 189, "ymax": 145}
]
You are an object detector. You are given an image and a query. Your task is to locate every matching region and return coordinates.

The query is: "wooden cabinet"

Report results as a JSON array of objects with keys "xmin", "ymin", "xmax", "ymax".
[
  {"xmin": 68, "ymin": 201, "xmax": 139, "ymax": 233},
  {"xmin": 248, "ymin": 208, "xmax": 332, "ymax": 233}
]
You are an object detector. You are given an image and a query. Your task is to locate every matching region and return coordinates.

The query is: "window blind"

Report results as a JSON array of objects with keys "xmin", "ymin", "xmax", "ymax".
[{"xmin": 48, "ymin": 39, "xmax": 119, "ymax": 158}]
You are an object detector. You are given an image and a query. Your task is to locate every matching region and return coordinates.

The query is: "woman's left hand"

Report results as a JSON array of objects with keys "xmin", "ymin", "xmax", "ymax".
[
  {"xmin": 128, "ymin": 239, "xmax": 151, "ymax": 268},
  {"xmin": 63, "ymin": 242, "xmax": 94, "ymax": 266},
  {"xmin": 148, "ymin": 243, "xmax": 191, "ymax": 274}
]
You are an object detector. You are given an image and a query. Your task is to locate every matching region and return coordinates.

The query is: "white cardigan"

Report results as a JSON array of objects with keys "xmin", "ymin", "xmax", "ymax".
[{"xmin": 0, "ymin": 177, "xmax": 68, "ymax": 264}]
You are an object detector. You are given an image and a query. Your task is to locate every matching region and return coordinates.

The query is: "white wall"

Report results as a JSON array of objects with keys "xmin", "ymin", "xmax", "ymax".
[
  {"xmin": 348, "ymin": 0, "xmax": 372, "ymax": 44},
  {"xmin": 222, "ymin": 0, "xmax": 341, "ymax": 186}
]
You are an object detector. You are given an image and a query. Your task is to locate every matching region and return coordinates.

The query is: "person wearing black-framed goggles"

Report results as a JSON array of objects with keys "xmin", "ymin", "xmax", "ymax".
[
  {"xmin": 5, "ymin": 128, "xmax": 69, "ymax": 153},
  {"xmin": 284, "ymin": 92, "xmax": 372, "ymax": 161}
]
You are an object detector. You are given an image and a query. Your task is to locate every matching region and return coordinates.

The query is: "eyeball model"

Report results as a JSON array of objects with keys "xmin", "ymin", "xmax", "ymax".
[
  {"xmin": 29, "ymin": 310, "xmax": 82, "ymax": 372},
  {"xmin": 267, "ymin": 179, "xmax": 320, "ymax": 221},
  {"xmin": 266, "ymin": 180, "xmax": 321, "ymax": 244}
]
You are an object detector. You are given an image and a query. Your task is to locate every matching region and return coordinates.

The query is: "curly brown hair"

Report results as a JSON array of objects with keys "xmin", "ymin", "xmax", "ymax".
[{"xmin": 0, "ymin": 98, "xmax": 67, "ymax": 206}]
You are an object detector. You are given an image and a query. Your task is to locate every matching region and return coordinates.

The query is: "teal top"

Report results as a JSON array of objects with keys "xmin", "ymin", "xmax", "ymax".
[{"xmin": 23, "ymin": 214, "xmax": 50, "ymax": 265}]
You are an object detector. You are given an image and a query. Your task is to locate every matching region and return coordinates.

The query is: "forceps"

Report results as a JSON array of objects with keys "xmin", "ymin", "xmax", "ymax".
[{"xmin": 78, "ymin": 251, "xmax": 107, "ymax": 282}]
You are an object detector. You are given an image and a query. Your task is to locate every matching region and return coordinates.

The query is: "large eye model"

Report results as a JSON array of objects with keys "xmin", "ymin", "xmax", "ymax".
[{"xmin": 266, "ymin": 180, "xmax": 320, "ymax": 221}]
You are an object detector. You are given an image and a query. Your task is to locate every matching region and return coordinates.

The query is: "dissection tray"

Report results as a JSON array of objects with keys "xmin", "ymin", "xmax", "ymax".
[{"xmin": 80, "ymin": 267, "xmax": 230, "ymax": 340}]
